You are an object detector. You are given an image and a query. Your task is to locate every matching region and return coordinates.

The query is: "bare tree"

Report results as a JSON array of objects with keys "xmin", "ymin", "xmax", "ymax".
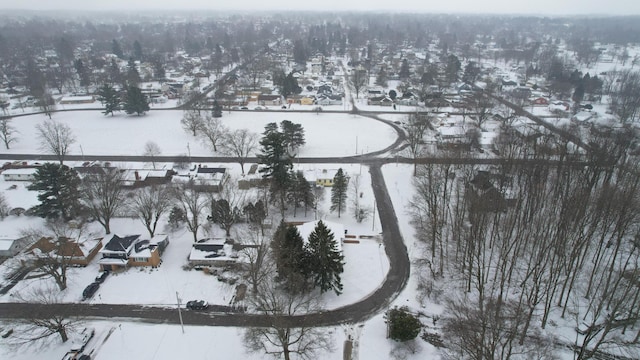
[
  {"xmin": 181, "ymin": 109, "xmax": 203, "ymax": 137},
  {"xmin": 20, "ymin": 220, "xmax": 89, "ymax": 291},
  {"xmin": 609, "ymin": 69, "xmax": 640, "ymax": 124},
  {"xmin": 79, "ymin": 167, "xmax": 125, "ymax": 234},
  {"xmin": 0, "ymin": 117, "xmax": 17, "ymax": 149},
  {"xmin": 208, "ymin": 178, "xmax": 247, "ymax": 237},
  {"xmin": 5, "ymin": 285, "xmax": 81, "ymax": 345},
  {"xmin": 131, "ymin": 185, "xmax": 172, "ymax": 237},
  {"xmin": 0, "ymin": 192, "xmax": 8, "ymax": 219},
  {"xmin": 172, "ymin": 182, "xmax": 207, "ymax": 242},
  {"xmin": 199, "ymin": 113, "xmax": 227, "ymax": 153},
  {"xmin": 36, "ymin": 120, "xmax": 76, "ymax": 164},
  {"xmin": 349, "ymin": 174, "xmax": 371, "ymax": 223},
  {"xmin": 403, "ymin": 113, "xmax": 432, "ymax": 176},
  {"xmin": 351, "ymin": 68, "xmax": 367, "ymax": 99},
  {"xmin": 221, "ymin": 129, "xmax": 258, "ymax": 175},
  {"xmin": 142, "ymin": 141, "xmax": 162, "ymax": 169},
  {"xmin": 244, "ymin": 276, "xmax": 334, "ymax": 360},
  {"xmin": 239, "ymin": 230, "xmax": 272, "ymax": 294}
]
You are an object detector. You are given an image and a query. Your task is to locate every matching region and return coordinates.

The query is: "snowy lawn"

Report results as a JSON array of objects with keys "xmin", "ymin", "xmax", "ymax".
[{"xmin": 3, "ymin": 110, "xmax": 396, "ymax": 158}]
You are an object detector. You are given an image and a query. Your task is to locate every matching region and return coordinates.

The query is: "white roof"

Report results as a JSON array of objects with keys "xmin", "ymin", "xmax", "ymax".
[
  {"xmin": 0, "ymin": 238, "xmax": 15, "ymax": 251},
  {"xmin": 98, "ymin": 258, "xmax": 127, "ymax": 265},
  {"xmin": 2, "ymin": 168, "xmax": 38, "ymax": 175},
  {"xmin": 60, "ymin": 95, "xmax": 94, "ymax": 102}
]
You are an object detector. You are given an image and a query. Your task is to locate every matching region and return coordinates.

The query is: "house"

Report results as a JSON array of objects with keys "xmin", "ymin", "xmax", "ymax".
[
  {"xmin": 0, "ymin": 237, "xmax": 29, "ymax": 257},
  {"xmin": 188, "ymin": 238, "xmax": 240, "ymax": 267},
  {"xmin": 237, "ymin": 164, "xmax": 267, "ymax": 190},
  {"xmin": 317, "ymin": 95, "xmax": 343, "ymax": 106},
  {"xmin": 2, "ymin": 168, "xmax": 37, "ymax": 181},
  {"xmin": 530, "ymin": 97, "xmax": 549, "ymax": 105},
  {"xmin": 315, "ymin": 169, "xmax": 339, "ymax": 187},
  {"xmin": 191, "ymin": 166, "xmax": 229, "ymax": 192},
  {"xmin": 59, "ymin": 95, "xmax": 95, "ymax": 105},
  {"xmin": 367, "ymin": 95, "xmax": 393, "ymax": 106},
  {"xmin": 257, "ymin": 94, "xmax": 284, "ymax": 106},
  {"xmin": 28, "ymin": 236, "xmax": 103, "ymax": 267},
  {"xmin": 120, "ymin": 169, "xmax": 173, "ymax": 188},
  {"xmin": 300, "ymin": 96, "xmax": 316, "ymax": 105},
  {"xmin": 98, "ymin": 234, "xmax": 169, "ymax": 271}
]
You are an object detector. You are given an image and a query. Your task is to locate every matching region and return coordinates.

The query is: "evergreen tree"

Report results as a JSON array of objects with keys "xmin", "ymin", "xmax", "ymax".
[
  {"xmin": 399, "ymin": 58, "xmax": 411, "ymax": 79},
  {"xmin": 97, "ymin": 83, "xmax": 120, "ymax": 116},
  {"xmin": 280, "ymin": 120, "xmax": 305, "ymax": 154},
  {"xmin": 126, "ymin": 57, "xmax": 141, "ymax": 87},
  {"xmin": 386, "ymin": 306, "xmax": 422, "ymax": 341},
  {"xmin": 212, "ymin": 100, "xmax": 223, "ymax": 118},
  {"xmin": 27, "ymin": 163, "xmax": 80, "ymax": 220},
  {"xmin": 258, "ymin": 123, "xmax": 293, "ymax": 217},
  {"xmin": 445, "ymin": 54, "xmax": 461, "ymax": 85},
  {"xmin": 123, "ymin": 85, "xmax": 150, "ymax": 116},
  {"xmin": 291, "ymin": 171, "xmax": 314, "ymax": 217},
  {"xmin": 210, "ymin": 199, "xmax": 241, "ymax": 237},
  {"xmin": 74, "ymin": 59, "xmax": 91, "ymax": 90},
  {"xmin": 306, "ymin": 220, "xmax": 344, "ymax": 295},
  {"xmin": 133, "ymin": 40, "xmax": 143, "ymax": 61},
  {"xmin": 330, "ymin": 168, "xmax": 349, "ymax": 218},
  {"xmin": 111, "ymin": 39, "xmax": 124, "ymax": 59},
  {"xmin": 109, "ymin": 58, "xmax": 122, "ymax": 86},
  {"xmin": 271, "ymin": 222, "xmax": 306, "ymax": 288}
]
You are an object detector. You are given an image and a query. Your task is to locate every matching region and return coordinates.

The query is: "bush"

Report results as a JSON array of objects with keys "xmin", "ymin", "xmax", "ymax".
[{"xmin": 387, "ymin": 306, "xmax": 422, "ymax": 342}]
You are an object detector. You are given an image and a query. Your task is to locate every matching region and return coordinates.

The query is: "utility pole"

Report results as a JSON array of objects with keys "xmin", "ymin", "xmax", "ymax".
[{"xmin": 176, "ymin": 291, "xmax": 185, "ymax": 334}]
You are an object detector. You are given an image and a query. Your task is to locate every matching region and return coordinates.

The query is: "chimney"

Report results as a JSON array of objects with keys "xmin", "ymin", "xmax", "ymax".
[{"xmin": 134, "ymin": 171, "xmax": 140, "ymax": 181}]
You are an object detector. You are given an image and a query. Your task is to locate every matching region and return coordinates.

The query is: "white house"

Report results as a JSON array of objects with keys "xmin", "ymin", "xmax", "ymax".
[{"xmin": 2, "ymin": 168, "xmax": 37, "ymax": 181}]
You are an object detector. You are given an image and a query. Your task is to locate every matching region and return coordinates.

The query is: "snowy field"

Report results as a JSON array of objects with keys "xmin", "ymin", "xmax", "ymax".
[{"xmin": 3, "ymin": 110, "xmax": 396, "ymax": 158}]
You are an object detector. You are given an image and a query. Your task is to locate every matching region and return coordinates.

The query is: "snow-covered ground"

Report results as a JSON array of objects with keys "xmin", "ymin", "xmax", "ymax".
[{"xmin": 3, "ymin": 110, "xmax": 395, "ymax": 158}]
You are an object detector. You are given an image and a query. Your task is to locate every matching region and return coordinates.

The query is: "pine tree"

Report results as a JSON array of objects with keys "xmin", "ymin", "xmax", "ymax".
[
  {"xmin": 306, "ymin": 220, "xmax": 344, "ymax": 295},
  {"xmin": 212, "ymin": 100, "xmax": 223, "ymax": 118},
  {"xmin": 126, "ymin": 57, "xmax": 141, "ymax": 87},
  {"xmin": 123, "ymin": 85, "xmax": 150, "ymax": 116},
  {"xmin": 280, "ymin": 120, "xmax": 305, "ymax": 154},
  {"xmin": 97, "ymin": 83, "xmax": 120, "ymax": 116},
  {"xmin": 330, "ymin": 168, "xmax": 349, "ymax": 218},
  {"xmin": 386, "ymin": 306, "xmax": 422, "ymax": 341},
  {"xmin": 258, "ymin": 123, "xmax": 293, "ymax": 217},
  {"xmin": 291, "ymin": 171, "xmax": 314, "ymax": 217},
  {"xmin": 27, "ymin": 163, "xmax": 80, "ymax": 220},
  {"xmin": 271, "ymin": 222, "xmax": 306, "ymax": 288}
]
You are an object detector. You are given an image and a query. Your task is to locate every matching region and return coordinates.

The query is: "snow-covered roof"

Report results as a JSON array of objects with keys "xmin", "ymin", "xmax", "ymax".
[
  {"xmin": 0, "ymin": 238, "xmax": 15, "ymax": 251},
  {"xmin": 189, "ymin": 238, "xmax": 236, "ymax": 262}
]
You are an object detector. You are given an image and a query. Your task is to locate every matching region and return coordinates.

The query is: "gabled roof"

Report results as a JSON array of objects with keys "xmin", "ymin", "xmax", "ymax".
[
  {"xmin": 196, "ymin": 167, "xmax": 226, "ymax": 174},
  {"xmin": 103, "ymin": 234, "xmax": 141, "ymax": 252}
]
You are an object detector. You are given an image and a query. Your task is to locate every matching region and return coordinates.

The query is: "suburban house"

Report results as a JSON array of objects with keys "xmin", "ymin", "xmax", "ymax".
[
  {"xmin": 257, "ymin": 94, "xmax": 284, "ymax": 106},
  {"xmin": 530, "ymin": 97, "xmax": 549, "ymax": 105},
  {"xmin": 27, "ymin": 236, "xmax": 103, "ymax": 266},
  {"xmin": 295, "ymin": 168, "xmax": 340, "ymax": 187},
  {"xmin": 59, "ymin": 95, "xmax": 95, "ymax": 105},
  {"xmin": 0, "ymin": 237, "xmax": 29, "ymax": 257},
  {"xmin": 120, "ymin": 169, "xmax": 173, "ymax": 188},
  {"xmin": 188, "ymin": 238, "xmax": 241, "ymax": 267},
  {"xmin": 2, "ymin": 168, "xmax": 38, "ymax": 181},
  {"xmin": 98, "ymin": 234, "xmax": 169, "ymax": 271},
  {"xmin": 237, "ymin": 164, "xmax": 267, "ymax": 190},
  {"xmin": 367, "ymin": 95, "xmax": 394, "ymax": 106},
  {"xmin": 188, "ymin": 165, "xmax": 229, "ymax": 192}
]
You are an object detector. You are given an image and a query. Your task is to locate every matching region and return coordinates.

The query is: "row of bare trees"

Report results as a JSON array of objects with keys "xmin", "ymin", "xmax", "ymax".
[{"xmin": 410, "ymin": 128, "xmax": 640, "ymax": 359}]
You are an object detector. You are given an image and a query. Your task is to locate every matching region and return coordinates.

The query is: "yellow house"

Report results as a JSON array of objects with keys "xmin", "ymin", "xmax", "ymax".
[
  {"xmin": 316, "ymin": 169, "xmax": 338, "ymax": 187},
  {"xmin": 300, "ymin": 96, "xmax": 316, "ymax": 106}
]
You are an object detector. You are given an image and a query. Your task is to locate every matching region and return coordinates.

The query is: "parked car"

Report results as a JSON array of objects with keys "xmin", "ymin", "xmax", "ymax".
[
  {"xmin": 94, "ymin": 271, "xmax": 109, "ymax": 284},
  {"xmin": 70, "ymin": 327, "xmax": 95, "ymax": 352},
  {"xmin": 82, "ymin": 282, "xmax": 100, "ymax": 300},
  {"xmin": 240, "ymin": 106, "xmax": 248, "ymax": 110},
  {"xmin": 186, "ymin": 300, "xmax": 209, "ymax": 310}
]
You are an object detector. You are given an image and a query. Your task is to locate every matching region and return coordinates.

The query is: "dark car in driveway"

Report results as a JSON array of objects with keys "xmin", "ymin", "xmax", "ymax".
[
  {"xmin": 94, "ymin": 271, "xmax": 109, "ymax": 284},
  {"xmin": 82, "ymin": 282, "xmax": 100, "ymax": 300},
  {"xmin": 186, "ymin": 300, "xmax": 208, "ymax": 310}
]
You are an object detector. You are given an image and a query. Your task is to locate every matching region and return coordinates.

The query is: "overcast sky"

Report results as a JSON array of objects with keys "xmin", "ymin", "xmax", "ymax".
[{"xmin": 0, "ymin": 0, "xmax": 637, "ymax": 15}]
